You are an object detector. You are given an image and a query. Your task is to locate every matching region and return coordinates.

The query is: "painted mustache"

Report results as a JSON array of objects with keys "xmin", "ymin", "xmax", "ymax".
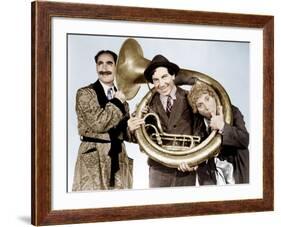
[{"xmin": 99, "ymin": 71, "xmax": 112, "ymax": 75}]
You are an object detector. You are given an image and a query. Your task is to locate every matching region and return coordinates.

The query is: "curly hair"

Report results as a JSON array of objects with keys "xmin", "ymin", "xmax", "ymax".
[{"xmin": 188, "ymin": 82, "xmax": 219, "ymax": 114}]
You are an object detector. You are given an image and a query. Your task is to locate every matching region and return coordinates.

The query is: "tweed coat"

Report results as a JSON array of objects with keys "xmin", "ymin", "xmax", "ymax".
[
  {"xmin": 72, "ymin": 80, "xmax": 133, "ymax": 191},
  {"xmin": 147, "ymin": 86, "xmax": 196, "ymax": 187},
  {"xmin": 195, "ymin": 105, "xmax": 249, "ymax": 185}
]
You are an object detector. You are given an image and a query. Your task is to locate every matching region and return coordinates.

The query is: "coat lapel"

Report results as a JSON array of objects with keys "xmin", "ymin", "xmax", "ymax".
[
  {"xmin": 154, "ymin": 93, "xmax": 169, "ymax": 125},
  {"xmin": 193, "ymin": 115, "xmax": 209, "ymax": 139},
  {"xmin": 90, "ymin": 80, "xmax": 108, "ymax": 108},
  {"xmin": 168, "ymin": 88, "xmax": 184, "ymax": 126}
]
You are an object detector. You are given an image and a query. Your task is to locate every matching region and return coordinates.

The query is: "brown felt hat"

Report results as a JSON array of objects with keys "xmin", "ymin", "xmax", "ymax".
[{"xmin": 144, "ymin": 55, "xmax": 180, "ymax": 83}]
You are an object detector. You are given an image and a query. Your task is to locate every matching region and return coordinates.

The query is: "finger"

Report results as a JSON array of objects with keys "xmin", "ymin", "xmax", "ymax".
[
  {"xmin": 141, "ymin": 107, "xmax": 149, "ymax": 114},
  {"xmin": 188, "ymin": 166, "xmax": 197, "ymax": 171},
  {"xmin": 178, "ymin": 163, "xmax": 185, "ymax": 172},
  {"xmin": 133, "ymin": 118, "xmax": 145, "ymax": 123},
  {"xmin": 178, "ymin": 166, "xmax": 186, "ymax": 172},
  {"xmin": 134, "ymin": 120, "xmax": 145, "ymax": 126},
  {"xmin": 209, "ymin": 121, "xmax": 216, "ymax": 131},
  {"xmin": 133, "ymin": 125, "xmax": 141, "ymax": 130},
  {"xmin": 182, "ymin": 163, "xmax": 192, "ymax": 172},
  {"xmin": 210, "ymin": 111, "xmax": 216, "ymax": 118},
  {"xmin": 131, "ymin": 112, "xmax": 136, "ymax": 117},
  {"xmin": 131, "ymin": 119, "xmax": 145, "ymax": 127},
  {"xmin": 209, "ymin": 119, "xmax": 214, "ymax": 127},
  {"xmin": 217, "ymin": 105, "xmax": 223, "ymax": 116}
]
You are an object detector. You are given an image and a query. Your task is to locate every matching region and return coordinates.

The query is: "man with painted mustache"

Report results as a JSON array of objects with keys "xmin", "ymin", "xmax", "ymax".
[{"xmin": 72, "ymin": 50, "xmax": 133, "ymax": 191}]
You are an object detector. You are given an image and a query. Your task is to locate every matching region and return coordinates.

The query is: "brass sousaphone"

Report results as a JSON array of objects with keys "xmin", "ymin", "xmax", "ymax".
[{"xmin": 116, "ymin": 38, "xmax": 233, "ymax": 168}]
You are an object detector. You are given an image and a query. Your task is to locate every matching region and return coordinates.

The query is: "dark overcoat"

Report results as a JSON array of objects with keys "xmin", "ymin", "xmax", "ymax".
[{"xmin": 195, "ymin": 105, "xmax": 249, "ymax": 185}]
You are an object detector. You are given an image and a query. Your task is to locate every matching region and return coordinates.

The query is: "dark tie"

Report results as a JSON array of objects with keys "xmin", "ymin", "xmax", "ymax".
[
  {"xmin": 166, "ymin": 95, "xmax": 172, "ymax": 117},
  {"xmin": 107, "ymin": 87, "xmax": 113, "ymax": 100}
]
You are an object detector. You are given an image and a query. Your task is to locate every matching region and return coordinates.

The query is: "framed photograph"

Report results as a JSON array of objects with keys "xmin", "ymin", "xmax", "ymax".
[{"xmin": 32, "ymin": 1, "xmax": 274, "ymax": 226}]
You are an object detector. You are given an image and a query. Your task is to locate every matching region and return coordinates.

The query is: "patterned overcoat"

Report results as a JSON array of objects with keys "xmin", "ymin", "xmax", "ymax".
[{"xmin": 72, "ymin": 80, "xmax": 133, "ymax": 191}]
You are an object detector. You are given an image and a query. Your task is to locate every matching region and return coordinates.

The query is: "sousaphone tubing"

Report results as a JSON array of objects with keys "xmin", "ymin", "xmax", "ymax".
[{"xmin": 116, "ymin": 38, "xmax": 233, "ymax": 168}]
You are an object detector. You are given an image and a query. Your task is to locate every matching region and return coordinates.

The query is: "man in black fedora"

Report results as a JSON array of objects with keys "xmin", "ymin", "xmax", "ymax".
[{"xmin": 128, "ymin": 54, "xmax": 197, "ymax": 188}]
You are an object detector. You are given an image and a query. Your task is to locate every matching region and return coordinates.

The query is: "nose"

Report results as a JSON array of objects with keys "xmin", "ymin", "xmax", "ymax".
[
  {"xmin": 101, "ymin": 63, "xmax": 107, "ymax": 71},
  {"xmin": 204, "ymin": 104, "xmax": 208, "ymax": 111},
  {"xmin": 200, "ymin": 103, "xmax": 208, "ymax": 112},
  {"xmin": 159, "ymin": 79, "xmax": 165, "ymax": 87}
]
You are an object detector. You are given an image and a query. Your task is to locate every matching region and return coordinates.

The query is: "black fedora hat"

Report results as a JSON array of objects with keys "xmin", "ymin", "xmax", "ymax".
[{"xmin": 144, "ymin": 54, "xmax": 180, "ymax": 83}]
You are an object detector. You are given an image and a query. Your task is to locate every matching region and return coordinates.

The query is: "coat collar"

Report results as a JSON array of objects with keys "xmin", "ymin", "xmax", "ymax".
[{"xmin": 90, "ymin": 80, "xmax": 108, "ymax": 108}]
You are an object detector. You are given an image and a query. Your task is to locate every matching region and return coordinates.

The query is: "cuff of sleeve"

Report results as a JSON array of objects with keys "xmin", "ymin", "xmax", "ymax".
[
  {"xmin": 109, "ymin": 98, "xmax": 126, "ymax": 115},
  {"xmin": 222, "ymin": 123, "xmax": 232, "ymax": 135},
  {"xmin": 218, "ymin": 123, "xmax": 226, "ymax": 135},
  {"xmin": 126, "ymin": 126, "xmax": 138, "ymax": 143}
]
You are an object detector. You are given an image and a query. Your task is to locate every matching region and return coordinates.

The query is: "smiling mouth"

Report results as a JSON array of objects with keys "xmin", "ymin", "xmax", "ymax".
[{"xmin": 159, "ymin": 86, "xmax": 168, "ymax": 91}]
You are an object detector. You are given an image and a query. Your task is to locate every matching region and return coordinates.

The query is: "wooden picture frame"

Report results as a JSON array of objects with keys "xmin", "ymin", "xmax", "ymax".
[{"xmin": 31, "ymin": 1, "xmax": 274, "ymax": 226}]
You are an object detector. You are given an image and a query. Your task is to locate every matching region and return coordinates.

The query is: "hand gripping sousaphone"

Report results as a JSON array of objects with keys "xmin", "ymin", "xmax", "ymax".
[{"xmin": 116, "ymin": 38, "xmax": 233, "ymax": 168}]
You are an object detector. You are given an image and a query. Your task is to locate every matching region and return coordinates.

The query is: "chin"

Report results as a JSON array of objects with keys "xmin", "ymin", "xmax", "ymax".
[
  {"xmin": 102, "ymin": 78, "xmax": 114, "ymax": 83},
  {"xmin": 156, "ymin": 90, "xmax": 164, "ymax": 96},
  {"xmin": 161, "ymin": 90, "xmax": 171, "ymax": 96}
]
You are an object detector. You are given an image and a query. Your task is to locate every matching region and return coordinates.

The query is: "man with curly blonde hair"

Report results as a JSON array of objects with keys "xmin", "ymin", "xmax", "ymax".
[{"xmin": 179, "ymin": 82, "xmax": 249, "ymax": 185}]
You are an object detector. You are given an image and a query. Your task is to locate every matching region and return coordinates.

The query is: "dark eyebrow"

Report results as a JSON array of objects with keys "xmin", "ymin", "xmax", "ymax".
[
  {"xmin": 97, "ymin": 60, "xmax": 104, "ymax": 64},
  {"xmin": 97, "ymin": 60, "xmax": 114, "ymax": 65}
]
